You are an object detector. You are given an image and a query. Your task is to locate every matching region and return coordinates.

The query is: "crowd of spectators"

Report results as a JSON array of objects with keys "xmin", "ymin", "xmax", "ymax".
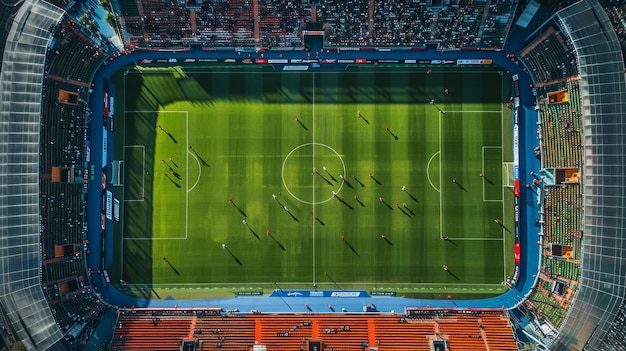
[
  {"xmin": 430, "ymin": 0, "xmax": 482, "ymax": 48},
  {"xmin": 119, "ymin": 0, "xmax": 518, "ymax": 49},
  {"xmin": 194, "ymin": 0, "xmax": 256, "ymax": 47},
  {"xmin": 257, "ymin": 0, "xmax": 309, "ymax": 47},
  {"xmin": 317, "ymin": 0, "xmax": 370, "ymax": 47},
  {"xmin": 47, "ymin": 20, "xmax": 107, "ymax": 83},
  {"xmin": 45, "ymin": 287, "xmax": 104, "ymax": 335},
  {"xmin": 599, "ymin": 302, "xmax": 626, "ymax": 350},
  {"xmin": 126, "ymin": 0, "xmax": 194, "ymax": 47},
  {"xmin": 603, "ymin": 4, "xmax": 626, "ymax": 63},
  {"xmin": 370, "ymin": 0, "xmax": 433, "ymax": 47}
]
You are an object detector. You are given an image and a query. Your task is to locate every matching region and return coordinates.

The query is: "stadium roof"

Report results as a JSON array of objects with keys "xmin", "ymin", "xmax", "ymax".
[
  {"xmin": 550, "ymin": 0, "xmax": 626, "ymax": 349},
  {"xmin": 0, "ymin": 0, "xmax": 67, "ymax": 349},
  {"xmin": 515, "ymin": 0, "xmax": 540, "ymax": 29}
]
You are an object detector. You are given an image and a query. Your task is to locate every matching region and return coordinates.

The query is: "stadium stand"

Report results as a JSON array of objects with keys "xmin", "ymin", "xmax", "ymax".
[
  {"xmin": 519, "ymin": 26, "xmax": 578, "ymax": 84},
  {"xmin": 603, "ymin": 3, "xmax": 626, "ymax": 60},
  {"xmin": 535, "ymin": 79, "xmax": 582, "ymax": 168},
  {"xmin": 371, "ymin": 0, "xmax": 433, "ymax": 47},
  {"xmin": 431, "ymin": 0, "xmax": 484, "ymax": 48},
  {"xmin": 479, "ymin": 0, "xmax": 518, "ymax": 48},
  {"xmin": 321, "ymin": 0, "xmax": 517, "ymax": 48},
  {"xmin": 112, "ymin": 311, "xmax": 195, "ymax": 350},
  {"xmin": 258, "ymin": 0, "xmax": 308, "ymax": 47},
  {"xmin": 46, "ymin": 20, "xmax": 107, "ymax": 84},
  {"xmin": 193, "ymin": 0, "xmax": 256, "ymax": 47},
  {"xmin": 506, "ymin": 1, "xmax": 626, "ymax": 349},
  {"xmin": 118, "ymin": 0, "xmax": 517, "ymax": 49},
  {"xmin": 317, "ymin": 0, "xmax": 371, "ymax": 47},
  {"xmin": 501, "ymin": 14, "xmax": 587, "ymax": 348},
  {"xmin": 120, "ymin": 0, "xmax": 310, "ymax": 48},
  {"xmin": 25, "ymin": 3, "xmax": 111, "ymax": 349},
  {"xmin": 111, "ymin": 309, "xmax": 518, "ymax": 350},
  {"xmin": 599, "ymin": 301, "xmax": 626, "ymax": 350}
]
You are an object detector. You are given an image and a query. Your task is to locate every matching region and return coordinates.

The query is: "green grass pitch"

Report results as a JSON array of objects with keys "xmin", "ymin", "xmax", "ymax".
[{"xmin": 110, "ymin": 65, "xmax": 514, "ymax": 298}]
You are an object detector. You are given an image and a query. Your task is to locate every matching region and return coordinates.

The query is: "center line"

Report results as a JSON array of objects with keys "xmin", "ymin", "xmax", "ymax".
[{"xmin": 312, "ymin": 73, "xmax": 316, "ymax": 287}]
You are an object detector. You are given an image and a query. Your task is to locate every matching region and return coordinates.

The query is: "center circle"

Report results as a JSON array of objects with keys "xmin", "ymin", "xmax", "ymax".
[{"xmin": 282, "ymin": 143, "xmax": 346, "ymax": 205}]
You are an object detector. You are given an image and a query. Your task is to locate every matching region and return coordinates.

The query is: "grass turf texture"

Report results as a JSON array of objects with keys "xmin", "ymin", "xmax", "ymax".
[{"xmin": 110, "ymin": 65, "xmax": 514, "ymax": 298}]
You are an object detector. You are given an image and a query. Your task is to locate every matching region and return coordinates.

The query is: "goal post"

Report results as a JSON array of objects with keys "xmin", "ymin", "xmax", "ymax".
[
  {"xmin": 111, "ymin": 160, "xmax": 124, "ymax": 186},
  {"xmin": 503, "ymin": 162, "xmax": 515, "ymax": 188}
]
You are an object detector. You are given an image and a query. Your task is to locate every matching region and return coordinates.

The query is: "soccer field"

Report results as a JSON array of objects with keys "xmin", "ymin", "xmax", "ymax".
[{"xmin": 110, "ymin": 65, "xmax": 514, "ymax": 297}]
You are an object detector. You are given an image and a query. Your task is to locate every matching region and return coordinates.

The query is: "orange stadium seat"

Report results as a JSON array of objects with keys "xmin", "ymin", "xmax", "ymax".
[{"xmin": 111, "ymin": 310, "xmax": 518, "ymax": 351}]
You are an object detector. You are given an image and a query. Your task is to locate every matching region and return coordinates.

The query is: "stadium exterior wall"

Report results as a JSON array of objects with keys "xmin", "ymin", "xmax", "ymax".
[
  {"xmin": 0, "ymin": 0, "xmax": 68, "ymax": 350},
  {"xmin": 549, "ymin": 0, "xmax": 626, "ymax": 349}
]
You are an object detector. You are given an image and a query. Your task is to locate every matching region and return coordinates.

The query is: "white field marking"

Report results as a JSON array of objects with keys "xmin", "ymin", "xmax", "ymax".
[
  {"xmin": 281, "ymin": 143, "xmax": 346, "ymax": 205},
  {"xmin": 438, "ymin": 108, "xmax": 507, "ymax": 262},
  {"xmin": 312, "ymin": 73, "xmax": 316, "ymax": 287},
  {"xmin": 186, "ymin": 150, "xmax": 202, "ymax": 192},
  {"xmin": 426, "ymin": 152, "xmax": 441, "ymax": 193},
  {"xmin": 482, "ymin": 146, "xmax": 504, "ymax": 203},
  {"xmin": 446, "ymin": 237, "xmax": 504, "ymax": 241},
  {"xmin": 129, "ymin": 282, "xmax": 507, "ymax": 289},
  {"xmin": 123, "ymin": 110, "xmax": 189, "ymax": 242},
  {"xmin": 500, "ymin": 72, "xmax": 508, "ymax": 282},
  {"xmin": 439, "ymin": 110, "xmax": 443, "ymax": 240}
]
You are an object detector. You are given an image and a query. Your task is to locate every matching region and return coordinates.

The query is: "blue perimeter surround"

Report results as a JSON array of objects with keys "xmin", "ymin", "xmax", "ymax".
[{"xmin": 85, "ymin": 44, "xmax": 542, "ymax": 313}]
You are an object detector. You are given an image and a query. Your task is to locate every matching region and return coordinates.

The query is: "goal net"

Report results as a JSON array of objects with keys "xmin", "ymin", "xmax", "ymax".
[
  {"xmin": 111, "ymin": 160, "xmax": 124, "ymax": 186},
  {"xmin": 503, "ymin": 162, "xmax": 515, "ymax": 188}
]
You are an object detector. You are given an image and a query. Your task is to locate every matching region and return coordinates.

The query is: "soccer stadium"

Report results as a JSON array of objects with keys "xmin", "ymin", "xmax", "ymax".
[{"xmin": 0, "ymin": 0, "xmax": 625, "ymax": 350}]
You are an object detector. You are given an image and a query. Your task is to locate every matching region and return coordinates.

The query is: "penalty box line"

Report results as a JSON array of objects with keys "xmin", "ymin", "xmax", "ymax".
[
  {"xmin": 438, "ymin": 109, "xmax": 507, "ymax": 287},
  {"xmin": 443, "ymin": 107, "xmax": 509, "ymax": 283},
  {"xmin": 123, "ymin": 110, "xmax": 189, "ymax": 241},
  {"xmin": 439, "ymin": 111, "xmax": 505, "ymax": 243}
]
